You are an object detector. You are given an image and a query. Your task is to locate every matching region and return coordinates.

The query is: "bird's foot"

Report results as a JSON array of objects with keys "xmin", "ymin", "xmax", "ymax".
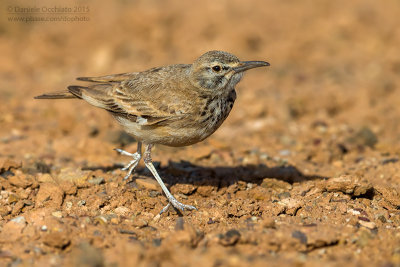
[
  {"xmin": 159, "ymin": 196, "xmax": 197, "ymax": 215},
  {"xmin": 114, "ymin": 148, "xmax": 141, "ymax": 180}
]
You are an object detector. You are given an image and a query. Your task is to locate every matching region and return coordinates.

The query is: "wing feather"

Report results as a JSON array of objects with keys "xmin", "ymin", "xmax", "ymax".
[
  {"xmin": 68, "ymin": 65, "xmax": 194, "ymax": 126},
  {"xmin": 68, "ymin": 81, "xmax": 185, "ymax": 126},
  {"xmin": 76, "ymin": 72, "xmax": 138, "ymax": 83}
]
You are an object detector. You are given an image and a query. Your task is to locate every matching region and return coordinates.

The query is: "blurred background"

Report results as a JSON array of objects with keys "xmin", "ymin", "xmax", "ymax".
[
  {"xmin": 1, "ymin": 0, "xmax": 400, "ymax": 172},
  {"xmin": 1, "ymin": 1, "xmax": 400, "ymax": 265}
]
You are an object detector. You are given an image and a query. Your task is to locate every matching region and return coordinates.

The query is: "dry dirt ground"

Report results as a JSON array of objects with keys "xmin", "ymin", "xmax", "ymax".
[{"xmin": 1, "ymin": 0, "xmax": 400, "ymax": 266}]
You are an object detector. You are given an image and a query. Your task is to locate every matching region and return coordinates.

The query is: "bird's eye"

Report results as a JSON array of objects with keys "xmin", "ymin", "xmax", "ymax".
[{"xmin": 212, "ymin": 65, "xmax": 221, "ymax": 72}]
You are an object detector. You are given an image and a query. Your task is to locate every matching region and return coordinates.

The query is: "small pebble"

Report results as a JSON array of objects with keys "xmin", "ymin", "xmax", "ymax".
[
  {"xmin": 66, "ymin": 201, "xmax": 73, "ymax": 209},
  {"xmin": 94, "ymin": 215, "xmax": 108, "ymax": 225},
  {"xmin": 292, "ymin": 230, "xmax": 308, "ymax": 244},
  {"xmin": 262, "ymin": 218, "xmax": 276, "ymax": 229},
  {"xmin": 114, "ymin": 206, "xmax": 130, "ymax": 217},
  {"xmin": 88, "ymin": 177, "xmax": 105, "ymax": 185},
  {"xmin": 219, "ymin": 229, "xmax": 240, "ymax": 246},
  {"xmin": 52, "ymin": 211, "xmax": 62, "ymax": 218},
  {"xmin": 279, "ymin": 149, "xmax": 291, "ymax": 156},
  {"xmin": 359, "ymin": 220, "xmax": 377, "ymax": 229},
  {"xmin": 10, "ymin": 216, "xmax": 26, "ymax": 224}
]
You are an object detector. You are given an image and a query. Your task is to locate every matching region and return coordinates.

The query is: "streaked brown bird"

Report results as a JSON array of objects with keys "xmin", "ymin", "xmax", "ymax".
[{"xmin": 35, "ymin": 50, "xmax": 270, "ymax": 214}]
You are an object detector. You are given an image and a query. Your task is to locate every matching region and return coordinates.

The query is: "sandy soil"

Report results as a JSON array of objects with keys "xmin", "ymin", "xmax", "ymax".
[{"xmin": 1, "ymin": 0, "xmax": 400, "ymax": 266}]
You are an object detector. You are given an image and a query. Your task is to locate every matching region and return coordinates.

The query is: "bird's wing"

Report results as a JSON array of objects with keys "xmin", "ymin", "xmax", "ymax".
[
  {"xmin": 69, "ymin": 68, "xmax": 193, "ymax": 126},
  {"xmin": 76, "ymin": 72, "xmax": 139, "ymax": 83}
]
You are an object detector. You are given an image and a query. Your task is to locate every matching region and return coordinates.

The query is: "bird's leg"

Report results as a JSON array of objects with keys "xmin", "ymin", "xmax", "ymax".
[
  {"xmin": 143, "ymin": 144, "xmax": 197, "ymax": 214},
  {"xmin": 115, "ymin": 142, "xmax": 142, "ymax": 180}
]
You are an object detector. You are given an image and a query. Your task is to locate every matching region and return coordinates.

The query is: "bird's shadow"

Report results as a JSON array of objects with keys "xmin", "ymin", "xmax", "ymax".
[{"xmin": 83, "ymin": 160, "xmax": 325, "ymax": 188}]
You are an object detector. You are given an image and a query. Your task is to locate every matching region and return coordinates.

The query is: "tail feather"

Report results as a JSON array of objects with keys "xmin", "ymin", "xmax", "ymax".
[{"xmin": 34, "ymin": 91, "xmax": 77, "ymax": 99}]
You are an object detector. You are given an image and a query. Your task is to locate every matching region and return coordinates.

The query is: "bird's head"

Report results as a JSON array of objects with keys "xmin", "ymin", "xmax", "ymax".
[{"xmin": 190, "ymin": 50, "xmax": 269, "ymax": 94}]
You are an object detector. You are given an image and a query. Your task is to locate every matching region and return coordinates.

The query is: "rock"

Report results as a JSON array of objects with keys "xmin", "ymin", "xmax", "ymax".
[
  {"xmin": 166, "ymin": 222, "xmax": 203, "ymax": 248},
  {"xmin": 132, "ymin": 219, "xmax": 148, "ymax": 228},
  {"xmin": 8, "ymin": 193, "xmax": 19, "ymax": 204},
  {"xmin": 381, "ymin": 158, "xmax": 399, "ymax": 165},
  {"xmin": 292, "ymin": 230, "xmax": 308, "ymax": 244},
  {"xmin": 356, "ymin": 229, "xmax": 373, "ymax": 247},
  {"xmin": 172, "ymin": 184, "xmax": 196, "ymax": 195},
  {"xmin": 347, "ymin": 209, "xmax": 361, "ymax": 216},
  {"xmin": 227, "ymin": 201, "xmax": 250, "ymax": 218},
  {"xmin": 114, "ymin": 206, "xmax": 130, "ymax": 217},
  {"xmin": 196, "ymin": 182, "xmax": 217, "ymax": 197},
  {"xmin": 287, "ymin": 97, "xmax": 308, "ymax": 119},
  {"xmin": 11, "ymin": 201, "xmax": 25, "ymax": 215},
  {"xmin": 359, "ymin": 220, "xmax": 377, "ymax": 229},
  {"xmin": 0, "ymin": 216, "xmax": 27, "ymax": 242},
  {"xmin": 279, "ymin": 149, "xmax": 291, "ymax": 156},
  {"xmin": 10, "ymin": 216, "xmax": 26, "ymax": 224},
  {"xmin": 375, "ymin": 214, "xmax": 387, "ymax": 223},
  {"xmin": 278, "ymin": 198, "xmax": 302, "ymax": 215},
  {"xmin": 88, "ymin": 177, "xmax": 105, "ymax": 185},
  {"xmin": 278, "ymin": 192, "xmax": 291, "ymax": 199},
  {"xmin": 118, "ymin": 228, "xmax": 137, "ymax": 236},
  {"xmin": 110, "ymin": 217, "xmax": 119, "ymax": 224},
  {"xmin": 65, "ymin": 201, "xmax": 73, "ymax": 209},
  {"xmin": 374, "ymin": 186, "xmax": 400, "ymax": 208},
  {"xmin": 94, "ymin": 215, "xmax": 108, "ymax": 225},
  {"xmin": 8, "ymin": 173, "xmax": 34, "ymax": 189},
  {"xmin": 347, "ymin": 127, "xmax": 378, "ymax": 148},
  {"xmin": 149, "ymin": 191, "xmax": 161, "ymax": 198},
  {"xmin": 303, "ymin": 225, "xmax": 340, "ymax": 251},
  {"xmin": 323, "ymin": 175, "xmax": 372, "ymax": 196},
  {"xmin": 152, "ymin": 238, "xmax": 162, "ymax": 247},
  {"xmin": 0, "ymin": 190, "xmax": 9, "ymax": 199},
  {"xmin": 0, "ymin": 205, "xmax": 11, "ymax": 216},
  {"xmin": 0, "ymin": 158, "xmax": 21, "ymax": 173},
  {"xmin": 34, "ymin": 161, "xmax": 51, "ymax": 174},
  {"xmin": 136, "ymin": 178, "xmax": 160, "ymax": 191},
  {"xmin": 261, "ymin": 178, "xmax": 292, "ymax": 192},
  {"xmin": 57, "ymin": 168, "xmax": 90, "ymax": 187},
  {"xmin": 37, "ymin": 173, "xmax": 55, "ymax": 183},
  {"xmin": 43, "ymin": 232, "xmax": 71, "ymax": 249},
  {"xmin": 59, "ymin": 181, "xmax": 77, "ymax": 195},
  {"xmin": 219, "ymin": 229, "xmax": 241, "ymax": 246},
  {"xmin": 36, "ymin": 183, "xmax": 64, "ymax": 208},
  {"xmin": 261, "ymin": 217, "xmax": 276, "ymax": 229},
  {"xmin": 51, "ymin": 211, "xmax": 63, "ymax": 218}
]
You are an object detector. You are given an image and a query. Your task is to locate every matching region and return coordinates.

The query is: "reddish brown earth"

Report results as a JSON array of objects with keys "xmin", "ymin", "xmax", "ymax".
[{"xmin": 1, "ymin": 0, "xmax": 400, "ymax": 266}]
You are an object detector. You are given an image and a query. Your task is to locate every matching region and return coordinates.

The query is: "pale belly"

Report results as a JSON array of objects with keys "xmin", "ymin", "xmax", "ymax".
[
  {"xmin": 114, "ymin": 116, "xmax": 221, "ymax": 147},
  {"xmin": 112, "ymin": 90, "xmax": 236, "ymax": 147}
]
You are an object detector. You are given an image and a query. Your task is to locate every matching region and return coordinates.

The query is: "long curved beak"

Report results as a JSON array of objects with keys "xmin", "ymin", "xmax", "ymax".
[{"xmin": 233, "ymin": 61, "xmax": 270, "ymax": 73}]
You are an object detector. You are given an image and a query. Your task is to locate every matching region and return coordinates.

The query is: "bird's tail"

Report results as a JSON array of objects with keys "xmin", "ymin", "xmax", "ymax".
[
  {"xmin": 34, "ymin": 86, "xmax": 85, "ymax": 100},
  {"xmin": 34, "ymin": 90, "xmax": 77, "ymax": 99}
]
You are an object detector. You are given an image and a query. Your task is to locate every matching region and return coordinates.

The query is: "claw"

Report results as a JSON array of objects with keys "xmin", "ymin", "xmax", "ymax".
[
  {"xmin": 159, "ymin": 196, "xmax": 197, "ymax": 214},
  {"xmin": 115, "ymin": 143, "xmax": 142, "ymax": 181}
]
